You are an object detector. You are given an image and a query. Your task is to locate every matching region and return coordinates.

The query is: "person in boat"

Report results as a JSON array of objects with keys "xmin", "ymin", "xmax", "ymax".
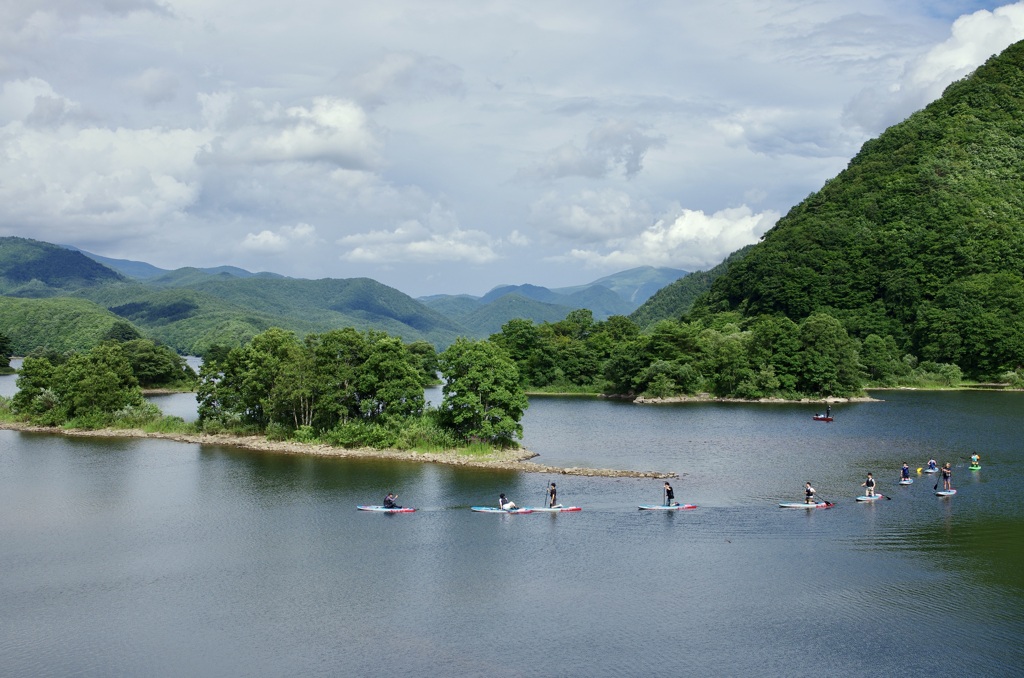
[
  {"xmin": 861, "ymin": 472, "xmax": 876, "ymax": 497},
  {"xmin": 664, "ymin": 481, "xmax": 676, "ymax": 506},
  {"xmin": 970, "ymin": 453, "xmax": 980, "ymax": 466},
  {"xmin": 901, "ymin": 462, "xmax": 911, "ymax": 481},
  {"xmin": 383, "ymin": 493, "xmax": 400, "ymax": 509},
  {"xmin": 927, "ymin": 459, "xmax": 938, "ymax": 471},
  {"xmin": 499, "ymin": 493, "xmax": 518, "ymax": 510},
  {"xmin": 942, "ymin": 463, "xmax": 953, "ymax": 490},
  {"xmin": 547, "ymin": 482, "xmax": 558, "ymax": 508},
  {"xmin": 826, "ymin": 404, "xmax": 831, "ymax": 418},
  {"xmin": 805, "ymin": 482, "xmax": 816, "ymax": 504}
]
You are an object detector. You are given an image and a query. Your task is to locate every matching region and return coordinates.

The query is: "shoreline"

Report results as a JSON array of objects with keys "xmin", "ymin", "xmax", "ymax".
[
  {"xmin": 0, "ymin": 421, "xmax": 676, "ymax": 479},
  {"xmin": 631, "ymin": 393, "xmax": 881, "ymax": 404}
]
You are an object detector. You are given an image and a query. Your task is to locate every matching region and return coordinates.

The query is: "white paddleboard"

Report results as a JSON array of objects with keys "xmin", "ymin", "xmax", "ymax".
[
  {"xmin": 856, "ymin": 495, "xmax": 884, "ymax": 502},
  {"xmin": 898, "ymin": 479, "xmax": 913, "ymax": 485},
  {"xmin": 936, "ymin": 489, "xmax": 957, "ymax": 497},
  {"xmin": 779, "ymin": 501, "xmax": 831, "ymax": 509},
  {"xmin": 638, "ymin": 504, "xmax": 697, "ymax": 510}
]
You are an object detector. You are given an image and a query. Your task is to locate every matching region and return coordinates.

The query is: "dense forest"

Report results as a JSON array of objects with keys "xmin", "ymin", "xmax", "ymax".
[{"xmin": 682, "ymin": 40, "xmax": 1024, "ymax": 380}]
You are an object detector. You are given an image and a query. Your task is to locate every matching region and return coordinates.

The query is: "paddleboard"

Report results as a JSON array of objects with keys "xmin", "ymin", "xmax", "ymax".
[
  {"xmin": 936, "ymin": 489, "xmax": 957, "ymax": 497},
  {"xmin": 638, "ymin": 504, "xmax": 697, "ymax": 510},
  {"xmin": 779, "ymin": 501, "xmax": 832, "ymax": 509},
  {"xmin": 856, "ymin": 494, "xmax": 884, "ymax": 502},
  {"xmin": 470, "ymin": 506, "xmax": 534, "ymax": 514},
  {"xmin": 924, "ymin": 468, "xmax": 939, "ymax": 474},
  {"xmin": 898, "ymin": 479, "xmax": 913, "ymax": 485},
  {"xmin": 523, "ymin": 506, "xmax": 582, "ymax": 512},
  {"xmin": 357, "ymin": 505, "xmax": 416, "ymax": 513},
  {"xmin": 969, "ymin": 465, "xmax": 981, "ymax": 471}
]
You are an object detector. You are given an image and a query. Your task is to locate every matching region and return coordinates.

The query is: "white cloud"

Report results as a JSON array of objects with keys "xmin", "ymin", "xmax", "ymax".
[
  {"xmin": 241, "ymin": 223, "xmax": 317, "ymax": 253},
  {"xmin": 338, "ymin": 214, "xmax": 498, "ymax": 264},
  {"xmin": 843, "ymin": 2, "xmax": 1024, "ymax": 133},
  {"xmin": 531, "ymin": 189, "xmax": 651, "ymax": 243},
  {"xmin": 207, "ymin": 97, "xmax": 381, "ymax": 169},
  {"xmin": 518, "ymin": 120, "xmax": 667, "ymax": 180},
  {"xmin": 562, "ymin": 205, "xmax": 780, "ymax": 271},
  {"xmin": 353, "ymin": 51, "xmax": 465, "ymax": 106}
]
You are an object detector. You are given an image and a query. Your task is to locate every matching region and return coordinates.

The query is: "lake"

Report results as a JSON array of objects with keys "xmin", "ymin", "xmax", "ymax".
[{"xmin": 1, "ymin": 375, "xmax": 1022, "ymax": 676}]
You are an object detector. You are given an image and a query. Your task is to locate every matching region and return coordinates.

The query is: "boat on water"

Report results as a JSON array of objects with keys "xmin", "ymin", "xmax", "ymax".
[{"xmin": 812, "ymin": 415, "xmax": 833, "ymax": 422}]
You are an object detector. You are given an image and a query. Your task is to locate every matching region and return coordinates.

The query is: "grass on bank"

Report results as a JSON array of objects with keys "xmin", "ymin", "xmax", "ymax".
[{"xmin": 0, "ymin": 396, "xmax": 520, "ymax": 457}]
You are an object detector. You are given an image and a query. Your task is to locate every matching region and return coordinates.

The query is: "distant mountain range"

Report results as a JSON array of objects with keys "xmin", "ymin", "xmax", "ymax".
[{"xmin": 0, "ymin": 236, "xmax": 690, "ymax": 354}]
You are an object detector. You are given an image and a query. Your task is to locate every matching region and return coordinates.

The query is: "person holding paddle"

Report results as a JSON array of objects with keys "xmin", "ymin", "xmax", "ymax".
[
  {"xmin": 383, "ymin": 493, "xmax": 401, "ymax": 509},
  {"xmin": 901, "ymin": 462, "xmax": 911, "ymax": 482},
  {"xmin": 805, "ymin": 481, "xmax": 816, "ymax": 504},
  {"xmin": 942, "ymin": 463, "xmax": 953, "ymax": 491},
  {"xmin": 862, "ymin": 472, "xmax": 876, "ymax": 497},
  {"xmin": 547, "ymin": 482, "xmax": 558, "ymax": 508},
  {"xmin": 664, "ymin": 481, "xmax": 676, "ymax": 506}
]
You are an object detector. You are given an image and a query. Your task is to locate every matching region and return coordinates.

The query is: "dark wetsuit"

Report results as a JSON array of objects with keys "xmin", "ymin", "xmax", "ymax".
[
  {"xmin": 902, "ymin": 466, "xmax": 910, "ymax": 480},
  {"xmin": 548, "ymin": 485, "xmax": 557, "ymax": 508},
  {"xmin": 664, "ymin": 484, "xmax": 675, "ymax": 506}
]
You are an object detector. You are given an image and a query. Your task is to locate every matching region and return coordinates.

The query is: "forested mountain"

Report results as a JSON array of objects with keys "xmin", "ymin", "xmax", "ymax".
[
  {"xmin": 74, "ymin": 277, "xmax": 466, "ymax": 354},
  {"xmin": 689, "ymin": 40, "xmax": 1024, "ymax": 378},
  {"xmin": 630, "ymin": 246, "xmax": 752, "ymax": 328},
  {"xmin": 0, "ymin": 238, "xmax": 124, "ymax": 295},
  {"xmin": 0, "ymin": 296, "xmax": 128, "ymax": 354}
]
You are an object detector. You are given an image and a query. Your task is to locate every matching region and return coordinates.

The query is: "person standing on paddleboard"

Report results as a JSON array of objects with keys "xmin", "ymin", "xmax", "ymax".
[
  {"xmin": 901, "ymin": 463, "xmax": 911, "ymax": 481},
  {"xmin": 805, "ymin": 482, "xmax": 816, "ymax": 504},
  {"xmin": 971, "ymin": 453, "xmax": 980, "ymax": 466},
  {"xmin": 547, "ymin": 482, "xmax": 558, "ymax": 508},
  {"xmin": 862, "ymin": 473, "xmax": 876, "ymax": 497},
  {"xmin": 942, "ymin": 463, "xmax": 953, "ymax": 491},
  {"xmin": 664, "ymin": 481, "xmax": 676, "ymax": 506},
  {"xmin": 499, "ymin": 493, "xmax": 518, "ymax": 510}
]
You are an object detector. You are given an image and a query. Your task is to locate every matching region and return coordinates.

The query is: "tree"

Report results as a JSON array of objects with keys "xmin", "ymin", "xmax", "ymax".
[
  {"xmin": 796, "ymin": 313, "xmax": 864, "ymax": 396},
  {"xmin": 355, "ymin": 336, "xmax": 425, "ymax": 420},
  {"xmin": 49, "ymin": 343, "xmax": 143, "ymax": 420},
  {"xmin": 437, "ymin": 338, "xmax": 528, "ymax": 445}
]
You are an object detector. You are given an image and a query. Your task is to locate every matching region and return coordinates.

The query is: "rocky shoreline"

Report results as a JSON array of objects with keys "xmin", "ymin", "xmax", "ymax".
[
  {"xmin": 631, "ymin": 393, "xmax": 880, "ymax": 404},
  {"xmin": 0, "ymin": 421, "xmax": 676, "ymax": 479}
]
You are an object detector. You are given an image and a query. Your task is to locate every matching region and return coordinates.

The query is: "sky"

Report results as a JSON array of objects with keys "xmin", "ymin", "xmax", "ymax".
[{"xmin": 1, "ymin": 1, "xmax": 1023, "ymax": 298}]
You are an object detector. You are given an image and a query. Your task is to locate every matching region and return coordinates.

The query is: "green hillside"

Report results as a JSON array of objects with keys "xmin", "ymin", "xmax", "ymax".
[
  {"xmin": 631, "ymin": 246, "xmax": 752, "ymax": 328},
  {"xmin": 691, "ymin": 40, "xmax": 1024, "ymax": 378},
  {"xmin": 0, "ymin": 237, "xmax": 124, "ymax": 295},
  {"xmin": 0, "ymin": 296, "xmax": 130, "ymax": 354}
]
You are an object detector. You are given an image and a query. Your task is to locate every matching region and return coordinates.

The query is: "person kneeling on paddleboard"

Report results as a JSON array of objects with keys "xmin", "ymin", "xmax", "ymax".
[
  {"xmin": 383, "ymin": 493, "xmax": 401, "ymax": 509},
  {"xmin": 928, "ymin": 459, "xmax": 938, "ymax": 472},
  {"xmin": 862, "ymin": 473, "xmax": 876, "ymax": 497},
  {"xmin": 499, "ymin": 493, "xmax": 518, "ymax": 510},
  {"xmin": 804, "ymin": 482, "xmax": 816, "ymax": 504}
]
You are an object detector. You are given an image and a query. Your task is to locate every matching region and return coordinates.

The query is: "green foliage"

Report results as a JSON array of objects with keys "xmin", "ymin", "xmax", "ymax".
[
  {"xmin": 437, "ymin": 337, "xmax": 528, "ymax": 445},
  {"xmin": 0, "ymin": 296, "xmax": 140, "ymax": 355},
  {"xmin": 688, "ymin": 41, "xmax": 1024, "ymax": 379},
  {"xmin": 13, "ymin": 343, "xmax": 144, "ymax": 424},
  {"xmin": 116, "ymin": 339, "xmax": 196, "ymax": 388}
]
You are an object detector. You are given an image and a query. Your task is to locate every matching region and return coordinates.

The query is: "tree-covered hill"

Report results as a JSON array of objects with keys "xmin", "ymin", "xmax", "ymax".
[
  {"xmin": 0, "ymin": 237, "xmax": 124, "ymax": 296},
  {"xmin": 630, "ymin": 246, "xmax": 752, "ymax": 328},
  {"xmin": 0, "ymin": 296, "xmax": 130, "ymax": 354},
  {"xmin": 74, "ymin": 276, "xmax": 467, "ymax": 354},
  {"xmin": 690, "ymin": 40, "xmax": 1024, "ymax": 378}
]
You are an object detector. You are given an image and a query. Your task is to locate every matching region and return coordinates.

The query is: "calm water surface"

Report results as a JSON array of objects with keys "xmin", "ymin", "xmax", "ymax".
[{"xmin": 1, "ymin": 374, "xmax": 1022, "ymax": 677}]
